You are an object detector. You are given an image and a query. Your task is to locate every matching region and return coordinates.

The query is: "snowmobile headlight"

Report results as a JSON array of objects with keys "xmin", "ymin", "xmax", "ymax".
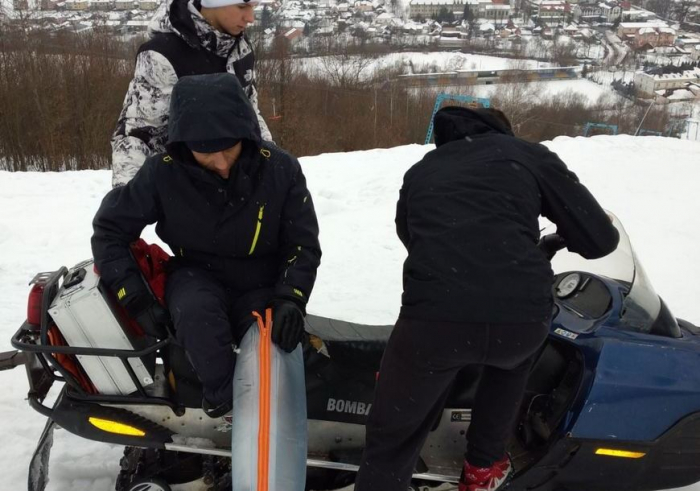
[
  {"xmin": 595, "ymin": 448, "xmax": 646, "ymax": 459},
  {"xmin": 88, "ymin": 417, "xmax": 146, "ymax": 437}
]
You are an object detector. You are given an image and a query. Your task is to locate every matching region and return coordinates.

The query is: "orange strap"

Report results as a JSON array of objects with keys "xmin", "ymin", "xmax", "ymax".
[
  {"xmin": 47, "ymin": 325, "xmax": 97, "ymax": 394},
  {"xmin": 252, "ymin": 308, "xmax": 273, "ymax": 491}
]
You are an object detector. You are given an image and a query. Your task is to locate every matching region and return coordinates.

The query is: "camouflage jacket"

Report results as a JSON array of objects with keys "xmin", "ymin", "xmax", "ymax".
[{"xmin": 111, "ymin": 0, "xmax": 272, "ymax": 187}]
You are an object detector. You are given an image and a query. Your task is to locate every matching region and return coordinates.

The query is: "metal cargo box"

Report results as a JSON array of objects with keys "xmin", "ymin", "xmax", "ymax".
[{"xmin": 48, "ymin": 260, "xmax": 154, "ymax": 395}]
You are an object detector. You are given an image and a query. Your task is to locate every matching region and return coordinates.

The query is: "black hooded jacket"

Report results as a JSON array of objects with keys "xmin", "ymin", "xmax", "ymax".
[
  {"xmin": 93, "ymin": 74, "xmax": 321, "ymax": 324},
  {"xmin": 396, "ymin": 107, "xmax": 619, "ymax": 324}
]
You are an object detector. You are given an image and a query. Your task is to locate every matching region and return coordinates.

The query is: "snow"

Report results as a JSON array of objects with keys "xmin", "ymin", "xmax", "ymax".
[
  {"xmin": 1, "ymin": 135, "xmax": 700, "ymax": 490},
  {"xmin": 290, "ymin": 51, "xmax": 553, "ymax": 81},
  {"xmin": 668, "ymin": 88, "xmax": 697, "ymax": 100},
  {"xmin": 589, "ymin": 68, "xmax": 637, "ymax": 84},
  {"xmin": 427, "ymin": 77, "xmax": 621, "ymax": 105}
]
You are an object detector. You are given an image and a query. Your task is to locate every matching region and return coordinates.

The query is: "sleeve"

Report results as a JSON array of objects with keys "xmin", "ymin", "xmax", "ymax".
[
  {"xmin": 92, "ymin": 159, "xmax": 161, "ymax": 308},
  {"xmin": 534, "ymin": 148, "xmax": 620, "ymax": 260},
  {"xmin": 275, "ymin": 161, "xmax": 322, "ymax": 308},
  {"xmin": 395, "ymin": 180, "xmax": 410, "ymax": 249},
  {"xmin": 248, "ymin": 82, "xmax": 273, "ymax": 142},
  {"xmin": 110, "ymin": 50, "xmax": 178, "ymax": 188},
  {"xmin": 240, "ymin": 36, "xmax": 273, "ymax": 143}
]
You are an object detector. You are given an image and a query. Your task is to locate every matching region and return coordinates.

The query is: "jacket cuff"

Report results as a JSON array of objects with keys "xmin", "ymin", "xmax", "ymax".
[
  {"xmin": 274, "ymin": 285, "xmax": 307, "ymax": 310},
  {"xmin": 111, "ymin": 274, "xmax": 151, "ymax": 316}
]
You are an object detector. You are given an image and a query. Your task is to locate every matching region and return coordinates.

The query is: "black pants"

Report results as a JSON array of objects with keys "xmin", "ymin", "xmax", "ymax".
[
  {"xmin": 165, "ymin": 267, "xmax": 252, "ymax": 405},
  {"xmin": 354, "ymin": 317, "xmax": 549, "ymax": 491}
]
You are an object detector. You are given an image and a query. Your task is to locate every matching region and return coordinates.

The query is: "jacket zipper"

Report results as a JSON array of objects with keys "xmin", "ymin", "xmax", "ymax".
[{"xmin": 248, "ymin": 205, "xmax": 265, "ymax": 255}]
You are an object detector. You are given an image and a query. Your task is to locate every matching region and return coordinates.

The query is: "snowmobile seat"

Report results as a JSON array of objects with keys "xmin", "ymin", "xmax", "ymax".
[
  {"xmin": 305, "ymin": 314, "xmax": 393, "ymax": 342},
  {"xmin": 305, "ymin": 315, "xmax": 392, "ymax": 372},
  {"xmin": 304, "ymin": 314, "xmax": 481, "ymax": 408}
]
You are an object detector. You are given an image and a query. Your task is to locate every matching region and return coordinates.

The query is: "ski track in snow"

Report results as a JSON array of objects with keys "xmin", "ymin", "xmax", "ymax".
[{"xmin": 0, "ymin": 136, "xmax": 699, "ymax": 490}]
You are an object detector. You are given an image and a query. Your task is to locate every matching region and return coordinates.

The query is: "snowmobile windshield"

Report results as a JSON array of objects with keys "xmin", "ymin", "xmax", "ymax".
[{"xmin": 546, "ymin": 212, "xmax": 661, "ymax": 333}]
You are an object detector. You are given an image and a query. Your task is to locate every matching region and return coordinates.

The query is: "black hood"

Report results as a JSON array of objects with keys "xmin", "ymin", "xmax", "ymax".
[
  {"xmin": 433, "ymin": 106, "xmax": 514, "ymax": 147},
  {"xmin": 167, "ymin": 73, "xmax": 262, "ymax": 151}
]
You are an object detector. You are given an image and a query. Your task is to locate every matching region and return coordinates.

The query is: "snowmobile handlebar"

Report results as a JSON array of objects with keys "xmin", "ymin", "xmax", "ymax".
[{"xmin": 538, "ymin": 234, "xmax": 567, "ymax": 260}]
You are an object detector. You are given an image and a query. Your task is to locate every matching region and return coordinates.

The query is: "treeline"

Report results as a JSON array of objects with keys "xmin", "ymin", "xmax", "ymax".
[
  {"xmin": 0, "ymin": 26, "xmax": 138, "ymax": 171},
  {"xmin": 0, "ymin": 28, "xmax": 678, "ymax": 172}
]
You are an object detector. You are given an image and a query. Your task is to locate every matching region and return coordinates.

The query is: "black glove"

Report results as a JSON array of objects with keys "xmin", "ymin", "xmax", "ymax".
[
  {"xmin": 134, "ymin": 301, "xmax": 171, "ymax": 339},
  {"xmin": 123, "ymin": 292, "xmax": 170, "ymax": 339},
  {"xmin": 538, "ymin": 234, "xmax": 567, "ymax": 261},
  {"xmin": 269, "ymin": 299, "xmax": 305, "ymax": 353}
]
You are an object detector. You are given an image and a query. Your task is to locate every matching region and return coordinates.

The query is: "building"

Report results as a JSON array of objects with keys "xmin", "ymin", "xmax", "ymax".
[
  {"xmin": 138, "ymin": 0, "xmax": 158, "ymax": 9},
  {"xmin": 524, "ymin": 0, "xmax": 571, "ymax": 22},
  {"xmin": 65, "ymin": 0, "xmax": 89, "ymax": 10},
  {"xmin": 620, "ymin": 25, "xmax": 676, "ymax": 49},
  {"xmin": 375, "ymin": 11, "xmax": 397, "ymax": 24},
  {"xmin": 482, "ymin": 3, "xmax": 510, "ymax": 21},
  {"xmin": 282, "ymin": 26, "xmax": 304, "ymax": 43},
  {"xmin": 634, "ymin": 68, "xmax": 700, "ymax": 97},
  {"xmin": 617, "ymin": 21, "xmax": 667, "ymax": 37},
  {"xmin": 124, "ymin": 19, "xmax": 150, "ymax": 30},
  {"xmin": 90, "ymin": 0, "xmax": 112, "ymax": 10},
  {"xmin": 623, "ymin": 5, "xmax": 652, "ymax": 21},
  {"xmin": 355, "ymin": 0, "xmax": 374, "ymax": 12},
  {"xmin": 676, "ymin": 36, "xmax": 700, "ymax": 60},
  {"xmin": 114, "ymin": 0, "xmax": 134, "ymax": 9},
  {"xmin": 39, "ymin": 0, "xmax": 62, "ymax": 9},
  {"xmin": 409, "ymin": 0, "xmax": 459, "ymax": 18},
  {"xmin": 599, "ymin": 1, "xmax": 623, "ymax": 22},
  {"xmin": 537, "ymin": 0, "xmax": 571, "ymax": 24},
  {"xmin": 577, "ymin": 1, "xmax": 624, "ymax": 23}
]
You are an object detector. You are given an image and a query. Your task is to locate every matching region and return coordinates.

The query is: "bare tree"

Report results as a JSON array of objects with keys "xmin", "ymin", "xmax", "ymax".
[
  {"xmin": 646, "ymin": 0, "xmax": 671, "ymax": 19},
  {"xmin": 317, "ymin": 38, "xmax": 378, "ymax": 88},
  {"xmin": 673, "ymin": 0, "xmax": 695, "ymax": 23},
  {"xmin": 491, "ymin": 73, "xmax": 546, "ymax": 134}
]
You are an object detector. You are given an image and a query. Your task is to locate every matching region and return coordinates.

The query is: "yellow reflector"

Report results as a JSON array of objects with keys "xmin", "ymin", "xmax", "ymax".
[
  {"xmin": 595, "ymin": 448, "xmax": 646, "ymax": 459},
  {"xmin": 88, "ymin": 417, "xmax": 146, "ymax": 437}
]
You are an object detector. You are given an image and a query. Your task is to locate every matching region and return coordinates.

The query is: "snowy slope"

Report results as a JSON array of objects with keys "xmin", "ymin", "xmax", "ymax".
[{"xmin": 0, "ymin": 135, "xmax": 699, "ymax": 490}]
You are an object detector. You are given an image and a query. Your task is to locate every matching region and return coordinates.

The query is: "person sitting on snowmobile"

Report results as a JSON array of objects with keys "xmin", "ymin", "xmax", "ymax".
[
  {"xmin": 91, "ymin": 73, "xmax": 321, "ymax": 418},
  {"xmin": 354, "ymin": 106, "xmax": 619, "ymax": 491}
]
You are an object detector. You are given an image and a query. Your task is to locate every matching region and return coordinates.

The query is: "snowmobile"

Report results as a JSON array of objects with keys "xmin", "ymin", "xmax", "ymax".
[{"xmin": 5, "ymin": 212, "xmax": 700, "ymax": 491}]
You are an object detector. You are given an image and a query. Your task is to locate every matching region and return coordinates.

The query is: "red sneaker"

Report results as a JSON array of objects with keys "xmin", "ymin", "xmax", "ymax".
[{"xmin": 458, "ymin": 455, "xmax": 512, "ymax": 491}]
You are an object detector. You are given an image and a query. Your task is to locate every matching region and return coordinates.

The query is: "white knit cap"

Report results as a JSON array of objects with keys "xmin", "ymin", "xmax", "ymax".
[{"xmin": 201, "ymin": 0, "xmax": 258, "ymax": 7}]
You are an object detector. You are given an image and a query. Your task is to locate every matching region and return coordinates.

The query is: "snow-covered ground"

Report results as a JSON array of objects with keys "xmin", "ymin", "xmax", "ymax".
[
  {"xmin": 290, "ymin": 51, "xmax": 554, "ymax": 82},
  {"xmin": 289, "ymin": 49, "xmax": 622, "ymax": 104},
  {"xmin": 471, "ymin": 77, "xmax": 619, "ymax": 104},
  {"xmin": 588, "ymin": 68, "xmax": 637, "ymax": 85},
  {"xmin": 414, "ymin": 77, "xmax": 622, "ymax": 106},
  {"xmin": 1, "ymin": 135, "xmax": 700, "ymax": 490}
]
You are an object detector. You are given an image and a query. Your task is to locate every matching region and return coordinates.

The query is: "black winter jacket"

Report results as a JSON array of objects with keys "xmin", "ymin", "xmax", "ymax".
[
  {"xmin": 93, "ymin": 74, "xmax": 320, "ymax": 326},
  {"xmin": 396, "ymin": 107, "xmax": 619, "ymax": 324}
]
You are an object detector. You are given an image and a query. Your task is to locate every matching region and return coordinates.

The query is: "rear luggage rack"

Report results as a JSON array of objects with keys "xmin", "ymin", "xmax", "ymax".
[{"xmin": 11, "ymin": 267, "xmax": 181, "ymax": 415}]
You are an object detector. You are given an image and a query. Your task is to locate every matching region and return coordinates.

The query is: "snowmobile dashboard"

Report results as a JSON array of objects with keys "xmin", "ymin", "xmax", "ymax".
[{"xmin": 553, "ymin": 272, "xmax": 613, "ymax": 321}]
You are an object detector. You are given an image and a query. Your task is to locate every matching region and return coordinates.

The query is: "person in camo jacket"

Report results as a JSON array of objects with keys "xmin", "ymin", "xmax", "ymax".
[{"xmin": 111, "ymin": 0, "xmax": 272, "ymax": 188}]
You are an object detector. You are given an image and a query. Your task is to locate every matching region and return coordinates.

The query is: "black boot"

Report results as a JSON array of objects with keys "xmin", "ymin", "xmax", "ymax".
[{"xmin": 202, "ymin": 397, "xmax": 232, "ymax": 418}]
